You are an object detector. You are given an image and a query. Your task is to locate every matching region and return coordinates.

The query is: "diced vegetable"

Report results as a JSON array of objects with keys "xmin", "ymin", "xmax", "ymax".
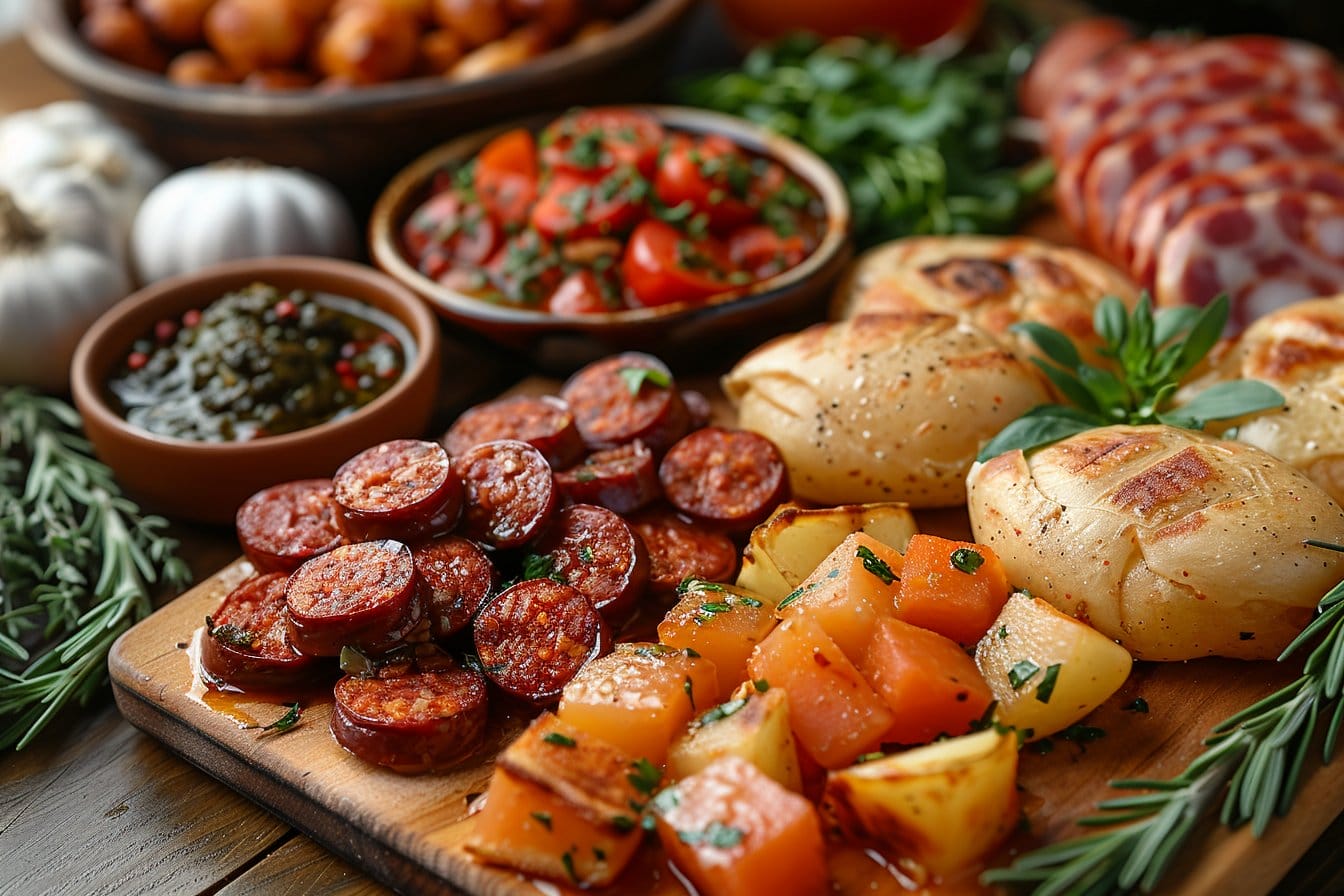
[
  {"xmin": 823, "ymin": 729, "xmax": 1019, "ymax": 876},
  {"xmin": 895, "ymin": 534, "xmax": 1010, "ymax": 646},
  {"xmin": 775, "ymin": 532, "xmax": 903, "ymax": 662},
  {"xmin": 861, "ymin": 617, "xmax": 993, "ymax": 746},
  {"xmin": 467, "ymin": 714, "xmax": 646, "ymax": 886},
  {"xmin": 558, "ymin": 643, "xmax": 720, "ymax": 766},
  {"xmin": 975, "ymin": 593, "xmax": 1132, "ymax": 741},
  {"xmin": 746, "ymin": 614, "xmax": 894, "ymax": 769},
  {"xmin": 658, "ymin": 581, "xmax": 776, "ymax": 696},
  {"xmin": 667, "ymin": 685, "xmax": 803, "ymax": 792},
  {"xmin": 653, "ymin": 756, "xmax": 828, "ymax": 896}
]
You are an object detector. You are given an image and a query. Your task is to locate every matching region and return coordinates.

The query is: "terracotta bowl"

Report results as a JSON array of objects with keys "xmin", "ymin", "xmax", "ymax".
[
  {"xmin": 70, "ymin": 257, "xmax": 442, "ymax": 526},
  {"xmin": 25, "ymin": 0, "xmax": 695, "ymax": 202},
  {"xmin": 369, "ymin": 105, "xmax": 852, "ymax": 372}
]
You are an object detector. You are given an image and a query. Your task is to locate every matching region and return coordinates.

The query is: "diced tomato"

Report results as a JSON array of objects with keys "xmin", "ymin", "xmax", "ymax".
[
  {"xmin": 530, "ymin": 171, "xmax": 645, "ymax": 241},
  {"xmin": 547, "ymin": 269, "xmax": 623, "ymax": 315},
  {"xmin": 655, "ymin": 135, "xmax": 758, "ymax": 233},
  {"xmin": 474, "ymin": 128, "xmax": 538, "ymax": 227},
  {"xmin": 622, "ymin": 219, "xmax": 735, "ymax": 308},
  {"xmin": 541, "ymin": 108, "xmax": 665, "ymax": 178},
  {"xmin": 402, "ymin": 190, "xmax": 500, "ymax": 268},
  {"xmin": 484, "ymin": 230, "xmax": 565, "ymax": 306},
  {"xmin": 728, "ymin": 225, "xmax": 809, "ymax": 280}
]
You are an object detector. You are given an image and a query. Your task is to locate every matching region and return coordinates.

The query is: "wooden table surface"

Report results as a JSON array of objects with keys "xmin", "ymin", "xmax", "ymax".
[{"xmin": 6, "ymin": 14, "xmax": 1344, "ymax": 896}]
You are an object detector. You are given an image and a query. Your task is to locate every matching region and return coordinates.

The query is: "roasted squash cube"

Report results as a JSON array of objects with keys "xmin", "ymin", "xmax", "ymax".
[
  {"xmin": 895, "ymin": 534, "xmax": 1010, "ymax": 646},
  {"xmin": 659, "ymin": 582, "xmax": 776, "ymax": 695},
  {"xmin": 667, "ymin": 685, "xmax": 802, "ymax": 791},
  {"xmin": 775, "ymin": 532, "xmax": 902, "ymax": 662}
]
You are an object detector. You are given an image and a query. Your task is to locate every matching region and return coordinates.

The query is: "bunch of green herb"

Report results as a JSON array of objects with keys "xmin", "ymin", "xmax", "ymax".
[
  {"xmin": 985, "ymin": 540, "xmax": 1344, "ymax": 895},
  {"xmin": 978, "ymin": 294, "xmax": 1286, "ymax": 461},
  {"xmin": 0, "ymin": 388, "xmax": 190, "ymax": 750},
  {"xmin": 679, "ymin": 32, "xmax": 1052, "ymax": 247}
]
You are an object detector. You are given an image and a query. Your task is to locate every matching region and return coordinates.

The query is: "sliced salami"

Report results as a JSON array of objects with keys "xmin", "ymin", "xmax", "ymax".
[
  {"xmin": 658, "ymin": 427, "xmax": 789, "ymax": 534},
  {"xmin": 560, "ymin": 352, "xmax": 690, "ymax": 453},
  {"xmin": 1043, "ymin": 36, "xmax": 1194, "ymax": 140},
  {"xmin": 201, "ymin": 572, "xmax": 320, "ymax": 691},
  {"xmin": 554, "ymin": 440, "xmax": 661, "ymax": 514},
  {"xmin": 1154, "ymin": 190, "xmax": 1344, "ymax": 330},
  {"xmin": 332, "ymin": 440, "xmax": 463, "ymax": 543},
  {"xmin": 441, "ymin": 394, "xmax": 584, "ymax": 469},
  {"xmin": 413, "ymin": 535, "xmax": 497, "ymax": 640},
  {"xmin": 285, "ymin": 539, "xmax": 424, "ymax": 656},
  {"xmin": 456, "ymin": 439, "xmax": 557, "ymax": 549},
  {"xmin": 1126, "ymin": 158, "xmax": 1344, "ymax": 289},
  {"xmin": 531, "ymin": 504, "xmax": 649, "ymax": 624},
  {"xmin": 628, "ymin": 507, "xmax": 739, "ymax": 594},
  {"xmin": 235, "ymin": 479, "xmax": 344, "ymax": 574}
]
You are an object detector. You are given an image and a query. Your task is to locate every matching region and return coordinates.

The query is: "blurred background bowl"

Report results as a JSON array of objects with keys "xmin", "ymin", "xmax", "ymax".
[
  {"xmin": 70, "ymin": 256, "xmax": 442, "ymax": 525},
  {"xmin": 368, "ymin": 104, "xmax": 852, "ymax": 373},
  {"xmin": 25, "ymin": 0, "xmax": 695, "ymax": 204}
]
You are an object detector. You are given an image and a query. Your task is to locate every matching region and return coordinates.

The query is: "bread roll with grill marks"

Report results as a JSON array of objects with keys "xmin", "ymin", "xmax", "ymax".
[
  {"xmin": 723, "ymin": 313, "xmax": 1051, "ymax": 508},
  {"xmin": 968, "ymin": 424, "xmax": 1344, "ymax": 661},
  {"xmin": 829, "ymin": 236, "xmax": 1139, "ymax": 366}
]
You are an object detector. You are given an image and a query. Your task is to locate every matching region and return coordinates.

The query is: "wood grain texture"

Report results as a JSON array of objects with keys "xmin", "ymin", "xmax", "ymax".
[{"xmin": 216, "ymin": 834, "xmax": 392, "ymax": 896}]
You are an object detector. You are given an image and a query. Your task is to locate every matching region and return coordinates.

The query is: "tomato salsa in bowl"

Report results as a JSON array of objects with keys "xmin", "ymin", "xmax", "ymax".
[{"xmin": 370, "ymin": 105, "xmax": 850, "ymax": 370}]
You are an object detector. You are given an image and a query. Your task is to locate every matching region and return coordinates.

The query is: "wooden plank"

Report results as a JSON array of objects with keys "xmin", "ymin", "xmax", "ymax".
[
  {"xmin": 216, "ymin": 835, "xmax": 392, "ymax": 896},
  {"xmin": 0, "ymin": 36, "xmax": 73, "ymax": 115}
]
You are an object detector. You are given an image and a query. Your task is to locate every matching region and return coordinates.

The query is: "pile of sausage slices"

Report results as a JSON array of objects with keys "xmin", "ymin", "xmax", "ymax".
[{"xmin": 199, "ymin": 352, "xmax": 789, "ymax": 772}]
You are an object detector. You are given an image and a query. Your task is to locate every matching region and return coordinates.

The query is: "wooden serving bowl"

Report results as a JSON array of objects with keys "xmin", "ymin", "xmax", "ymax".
[
  {"xmin": 369, "ymin": 105, "xmax": 853, "ymax": 372},
  {"xmin": 25, "ymin": 0, "xmax": 695, "ymax": 201},
  {"xmin": 70, "ymin": 257, "xmax": 442, "ymax": 526}
]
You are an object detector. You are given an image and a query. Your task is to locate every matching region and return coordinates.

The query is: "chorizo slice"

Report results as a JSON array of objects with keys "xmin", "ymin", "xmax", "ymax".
[
  {"xmin": 682, "ymin": 389, "xmax": 713, "ymax": 430},
  {"xmin": 628, "ymin": 507, "xmax": 739, "ymax": 594},
  {"xmin": 473, "ymin": 578, "xmax": 608, "ymax": 704},
  {"xmin": 555, "ymin": 440, "xmax": 661, "ymax": 514},
  {"xmin": 457, "ymin": 439, "xmax": 557, "ymax": 549},
  {"xmin": 333, "ymin": 439, "xmax": 463, "ymax": 542},
  {"xmin": 532, "ymin": 504, "xmax": 650, "ymax": 625},
  {"xmin": 658, "ymin": 427, "xmax": 789, "ymax": 534},
  {"xmin": 560, "ymin": 352, "xmax": 690, "ymax": 453},
  {"xmin": 285, "ymin": 540, "xmax": 424, "ymax": 656},
  {"xmin": 201, "ymin": 572, "xmax": 320, "ymax": 691},
  {"xmin": 413, "ymin": 535, "xmax": 497, "ymax": 640},
  {"xmin": 332, "ymin": 659, "xmax": 488, "ymax": 773},
  {"xmin": 442, "ymin": 394, "xmax": 585, "ymax": 469},
  {"xmin": 235, "ymin": 479, "xmax": 345, "ymax": 574}
]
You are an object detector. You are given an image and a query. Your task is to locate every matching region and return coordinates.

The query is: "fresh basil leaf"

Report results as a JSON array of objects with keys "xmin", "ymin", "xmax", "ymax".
[
  {"xmin": 1094, "ymin": 296, "xmax": 1129, "ymax": 350},
  {"xmin": 1012, "ymin": 321, "xmax": 1082, "ymax": 371},
  {"xmin": 976, "ymin": 413, "xmax": 1097, "ymax": 463},
  {"xmin": 1031, "ymin": 359, "xmax": 1102, "ymax": 415},
  {"xmin": 1158, "ymin": 380, "xmax": 1284, "ymax": 428},
  {"xmin": 1077, "ymin": 365, "xmax": 1129, "ymax": 417},
  {"xmin": 1152, "ymin": 303, "xmax": 1201, "ymax": 348},
  {"xmin": 1172, "ymin": 295, "xmax": 1229, "ymax": 381}
]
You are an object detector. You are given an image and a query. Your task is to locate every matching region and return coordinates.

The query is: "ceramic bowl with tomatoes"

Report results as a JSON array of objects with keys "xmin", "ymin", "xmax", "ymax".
[{"xmin": 370, "ymin": 105, "xmax": 850, "ymax": 370}]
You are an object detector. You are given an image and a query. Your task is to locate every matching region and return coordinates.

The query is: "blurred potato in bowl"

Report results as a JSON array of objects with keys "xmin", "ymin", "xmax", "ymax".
[{"xmin": 723, "ymin": 312, "xmax": 1051, "ymax": 508}]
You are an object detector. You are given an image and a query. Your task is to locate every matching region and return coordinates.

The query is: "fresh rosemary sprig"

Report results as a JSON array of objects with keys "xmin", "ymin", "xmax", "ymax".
[
  {"xmin": 977, "ymin": 294, "xmax": 1285, "ymax": 462},
  {"xmin": 983, "ymin": 541, "xmax": 1344, "ymax": 895},
  {"xmin": 0, "ymin": 388, "xmax": 191, "ymax": 750}
]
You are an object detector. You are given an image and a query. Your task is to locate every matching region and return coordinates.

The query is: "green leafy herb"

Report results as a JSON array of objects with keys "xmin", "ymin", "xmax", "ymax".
[
  {"xmin": 0, "ymin": 390, "xmax": 191, "ymax": 751},
  {"xmin": 678, "ymin": 821, "xmax": 746, "ymax": 849},
  {"xmin": 753, "ymin": 679, "xmax": 770, "ymax": 692},
  {"xmin": 738, "ymin": 595, "xmax": 763, "ymax": 608},
  {"xmin": 1036, "ymin": 663, "xmax": 1062, "ymax": 704},
  {"xmin": 855, "ymin": 751, "xmax": 887, "ymax": 764},
  {"xmin": 1008, "ymin": 659, "xmax": 1040, "ymax": 690},
  {"xmin": 543, "ymin": 731, "xmax": 577, "ymax": 748},
  {"xmin": 684, "ymin": 675, "xmax": 696, "ymax": 711},
  {"xmin": 978, "ymin": 294, "xmax": 1286, "ymax": 461},
  {"xmin": 950, "ymin": 548, "xmax": 984, "ymax": 575},
  {"xmin": 521, "ymin": 553, "xmax": 567, "ymax": 585},
  {"xmin": 611, "ymin": 814, "xmax": 636, "ymax": 833},
  {"xmin": 698, "ymin": 698, "xmax": 749, "ymax": 726},
  {"xmin": 998, "ymin": 626, "xmax": 1009, "ymax": 640},
  {"xmin": 627, "ymin": 758, "xmax": 662, "ymax": 795},
  {"xmin": 618, "ymin": 366, "xmax": 671, "ymax": 396},
  {"xmin": 1125, "ymin": 698, "xmax": 1150, "ymax": 714},
  {"xmin": 205, "ymin": 616, "xmax": 254, "ymax": 649},
  {"xmin": 700, "ymin": 602, "xmax": 733, "ymax": 614},
  {"xmin": 530, "ymin": 811, "xmax": 553, "ymax": 830},
  {"xmin": 567, "ymin": 130, "xmax": 606, "ymax": 168},
  {"xmin": 678, "ymin": 577, "xmax": 727, "ymax": 595},
  {"xmin": 245, "ymin": 702, "xmax": 302, "ymax": 735},
  {"xmin": 579, "ymin": 545, "xmax": 595, "ymax": 564},
  {"xmin": 856, "ymin": 545, "xmax": 897, "ymax": 585},
  {"xmin": 561, "ymin": 849, "xmax": 579, "ymax": 884},
  {"xmin": 339, "ymin": 645, "xmax": 377, "ymax": 678}
]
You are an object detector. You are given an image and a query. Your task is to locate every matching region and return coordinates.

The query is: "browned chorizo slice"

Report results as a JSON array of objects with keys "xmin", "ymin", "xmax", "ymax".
[
  {"xmin": 532, "ymin": 504, "xmax": 649, "ymax": 625},
  {"xmin": 560, "ymin": 352, "xmax": 690, "ymax": 453},
  {"xmin": 682, "ymin": 389, "xmax": 713, "ymax": 430},
  {"xmin": 333, "ymin": 440, "xmax": 463, "ymax": 543},
  {"xmin": 201, "ymin": 572, "xmax": 320, "ymax": 691},
  {"xmin": 554, "ymin": 440, "xmax": 661, "ymax": 514},
  {"xmin": 473, "ymin": 578, "xmax": 607, "ymax": 704},
  {"xmin": 658, "ymin": 427, "xmax": 790, "ymax": 533},
  {"xmin": 457, "ymin": 439, "xmax": 557, "ymax": 549},
  {"xmin": 235, "ymin": 479, "xmax": 345, "ymax": 574},
  {"xmin": 442, "ymin": 394, "xmax": 585, "ymax": 469},
  {"xmin": 285, "ymin": 540, "xmax": 424, "ymax": 657},
  {"xmin": 413, "ymin": 535, "xmax": 497, "ymax": 640},
  {"xmin": 628, "ymin": 507, "xmax": 738, "ymax": 594},
  {"xmin": 332, "ymin": 661, "xmax": 488, "ymax": 773}
]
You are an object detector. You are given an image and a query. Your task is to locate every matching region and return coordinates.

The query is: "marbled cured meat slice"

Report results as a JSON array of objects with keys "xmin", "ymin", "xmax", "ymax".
[
  {"xmin": 1154, "ymin": 191, "xmax": 1344, "ymax": 331},
  {"xmin": 1042, "ymin": 37, "xmax": 1193, "ymax": 142},
  {"xmin": 1128, "ymin": 159, "xmax": 1344, "ymax": 289}
]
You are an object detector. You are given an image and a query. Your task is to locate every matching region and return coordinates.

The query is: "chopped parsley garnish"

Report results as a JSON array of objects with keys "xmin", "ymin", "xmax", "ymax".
[
  {"xmin": 1035, "ymin": 663, "xmax": 1062, "ymax": 704},
  {"xmin": 543, "ymin": 731, "xmax": 577, "ymax": 748},
  {"xmin": 521, "ymin": 552, "xmax": 567, "ymax": 584},
  {"xmin": 579, "ymin": 545, "xmax": 595, "ymax": 564},
  {"xmin": 627, "ymin": 758, "xmax": 662, "ymax": 795},
  {"xmin": 561, "ymin": 850, "xmax": 579, "ymax": 884},
  {"xmin": 753, "ymin": 679, "xmax": 770, "ymax": 692},
  {"xmin": 675, "ymin": 240, "xmax": 718, "ymax": 273},
  {"xmin": 618, "ymin": 366, "xmax": 671, "ymax": 396},
  {"xmin": 950, "ymin": 548, "xmax": 984, "ymax": 574},
  {"xmin": 205, "ymin": 616, "xmax": 255, "ymax": 649},
  {"xmin": 677, "ymin": 821, "xmax": 745, "ymax": 849},
  {"xmin": 611, "ymin": 814, "xmax": 636, "ymax": 832},
  {"xmin": 677, "ymin": 576, "xmax": 726, "ymax": 595},
  {"xmin": 531, "ymin": 811, "xmax": 553, "ymax": 830},
  {"xmin": 1124, "ymin": 698, "xmax": 1150, "ymax": 714},
  {"xmin": 1008, "ymin": 659, "xmax": 1040, "ymax": 690},
  {"xmin": 998, "ymin": 626, "xmax": 1009, "ymax": 639},
  {"xmin": 245, "ymin": 702, "xmax": 302, "ymax": 735},
  {"xmin": 567, "ymin": 130, "xmax": 606, "ymax": 168},
  {"xmin": 856, "ymin": 545, "xmax": 896, "ymax": 585},
  {"xmin": 698, "ymin": 698, "xmax": 748, "ymax": 726},
  {"xmin": 684, "ymin": 676, "xmax": 696, "ymax": 710}
]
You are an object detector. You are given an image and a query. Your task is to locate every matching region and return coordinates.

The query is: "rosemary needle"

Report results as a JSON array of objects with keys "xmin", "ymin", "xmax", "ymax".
[{"xmin": 984, "ymin": 543, "xmax": 1344, "ymax": 895}]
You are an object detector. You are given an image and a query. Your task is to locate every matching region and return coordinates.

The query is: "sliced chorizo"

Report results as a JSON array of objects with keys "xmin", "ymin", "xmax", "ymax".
[
  {"xmin": 532, "ymin": 504, "xmax": 649, "ymax": 625},
  {"xmin": 560, "ymin": 352, "xmax": 690, "ymax": 453},
  {"xmin": 628, "ymin": 507, "xmax": 739, "ymax": 594},
  {"xmin": 554, "ymin": 440, "xmax": 661, "ymax": 514},
  {"xmin": 473, "ymin": 578, "xmax": 607, "ymax": 704},
  {"xmin": 658, "ymin": 427, "xmax": 789, "ymax": 534},
  {"xmin": 682, "ymin": 389, "xmax": 713, "ymax": 430},
  {"xmin": 332, "ymin": 439, "xmax": 463, "ymax": 543},
  {"xmin": 442, "ymin": 394, "xmax": 585, "ymax": 469},
  {"xmin": 413, "ymin": 535, "xmax": 497, "ymax": 640},
  {"xmin": 235, "ymin": 479, "xmax": 345, "ymax": 574},
  {"xmin": 332, "ymin": 657, "xmax": 488, "ymax": 773},
  {"xmin": 285, "ymin": 540, "xmax": 424, "ymax": 657},
  {"xmin": 457, "ymin": 439, "xmax": 557, "ymax": 549},
  {"xmin": 201, "ymin": 572, "xmax": 320, "ymax": 691}
]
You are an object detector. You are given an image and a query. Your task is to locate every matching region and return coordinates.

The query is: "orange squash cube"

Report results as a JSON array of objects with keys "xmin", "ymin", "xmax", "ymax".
[
  {"xmin": 558, "ymin": 642, "xmax": 720, "ymax": 766},
  {"xmin": 653, "ymin": 756, "xmax": 828, "ymax": 896},
  {"xmin": 775, "ymin": 532, "xmax": 902, "ymax": 662},
  {"xmin": 659, "ymin": 582, "xmax": 777, "ymax": 696},
  {"xmin": 895, "ymin": 535, "xmax": 1010, "ymax": 646},
  {"xmin": 467, "ymin": 713, "xmax": 646, "ymax": 887},
  {"xmin": 746, "ymin": 614, "xmax": 894, "ymax": 769}
]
